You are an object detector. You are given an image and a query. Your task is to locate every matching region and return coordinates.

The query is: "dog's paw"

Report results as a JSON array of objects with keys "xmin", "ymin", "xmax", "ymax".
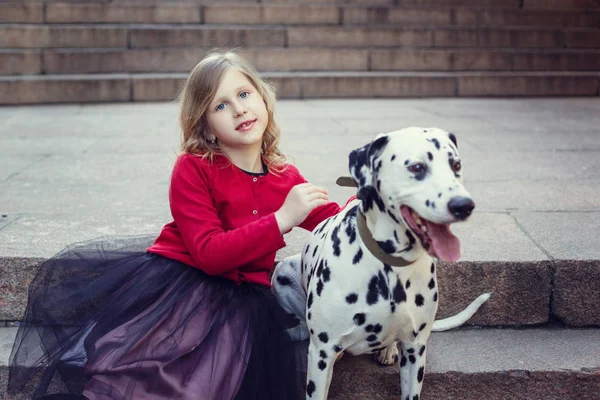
[{"xmin": 373, "ymin": 343, "xmax": 399, "ymax": 366}]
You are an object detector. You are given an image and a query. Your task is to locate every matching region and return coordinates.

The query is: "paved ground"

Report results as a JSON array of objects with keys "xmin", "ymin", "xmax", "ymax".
[{"xmin": 1, "ymin": 98, "xmax": 599, "ymax": 261}]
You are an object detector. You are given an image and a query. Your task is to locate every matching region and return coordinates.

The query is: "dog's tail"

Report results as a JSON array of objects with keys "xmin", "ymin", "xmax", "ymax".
[{"xmin": 431, "ymin": 292, "xmax": 492, "ymax": 332}]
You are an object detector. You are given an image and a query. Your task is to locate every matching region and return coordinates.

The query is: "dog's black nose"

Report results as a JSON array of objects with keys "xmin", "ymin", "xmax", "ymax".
[{"xmin": 447, "ymin": 197, "xmax": 475, "ymax": 220}]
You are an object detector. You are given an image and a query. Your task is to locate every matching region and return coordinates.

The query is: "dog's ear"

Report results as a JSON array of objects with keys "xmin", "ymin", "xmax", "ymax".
[
  {"xmin": 448, "ymin": 132, "xmax": 458, "ymax": 148},
  {"xmin": 348, "ymin": 135, "xmax": 389, "ymax": 212}
]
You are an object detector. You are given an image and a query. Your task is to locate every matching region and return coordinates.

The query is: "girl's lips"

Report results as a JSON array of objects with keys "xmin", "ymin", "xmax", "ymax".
[{"xmin": 236, "ymin": 119, "xmax": 257, "ymax": 131}]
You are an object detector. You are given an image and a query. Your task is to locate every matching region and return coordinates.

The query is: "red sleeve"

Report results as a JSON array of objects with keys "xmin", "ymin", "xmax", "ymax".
[
  {"xmin": 169, "ymin": 156, "xmax": 286, "ymax": 276},
  {"xmin": 286, "ymin": 165, "xmax": 357, "ymax": 232}
]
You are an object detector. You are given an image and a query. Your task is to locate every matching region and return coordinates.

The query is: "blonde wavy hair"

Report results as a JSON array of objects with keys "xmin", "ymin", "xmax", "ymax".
[{"xmin": 178, "ymin": 51, "xmax": 287, "ymax": 172}]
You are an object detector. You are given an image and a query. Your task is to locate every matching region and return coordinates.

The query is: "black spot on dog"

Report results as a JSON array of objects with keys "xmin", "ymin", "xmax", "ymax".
[
  {"xmin": 333, "ymin": 344, "xmax": 343, "ymax": 352},
  {"xmin": 400, "ymin": 356, "xmax": 407, "ymax": 367},
  {"xmin": 304, "ymin": 245, "xmax": 310, "ymax": 255},
  {"xmin": 448, "ymin": 132, "xmax": 457, "ymax": 147},
  {"xmin": 431, "ymin": 201, "xmax": 436, "ymax": 209},
  {"xmin": 365, "ymin": 324, "xmax": 374, "ymax": 332},
  {"xmin": 346, "ymin": 293, "xmax": 358, "ymax": 304},
  {"xmin": 307, "ymin": 312, "xmax": 311, "ymax": 320},
  {"xmin": 415, "ymin": 294, "xmax": 424, "ymax": 307},
  {"xmin": 377, "ymin": 240, "xmax": 396, "ymax": 254},
  {"xmin": 377, "ymin": 179, "xmax": 381, "ymax": 192},
  {"xmin": 394, "ymin": 230, "xmax": 399, "ymax": 242},
  {"xmin": 359, "ymin": 186, "xmax": 385, "ymax": 213},
  {"xmin": 308, "ymin": 292, "xmax": 313, "ymax": 309},
  {"xmin": 366, "ymin": 334, "xmax": 377, "ymax": 342},
  {"xmin": 391, "ymin": 155, "xmax": 396, "ymax": 161},
  {"xmin": 322, "ymin": 266, "xmax": 331, "ymax": 282},
  {"xmin": 318, "ymin": 360, "xmax": 327, "ymax": 370},
  {"xmin": 413, "ymin": 395, "xmax": 419, "ymax": 400},
  {"xmin": 425, "ymin": 200, "xmax": 430, "ymax": 207},
  {"xmin": 310, "ymin": 329, "xmax": 314, "ymax": 334},
  {"xmin": 353, "ymin": 313, "xmax": 366, "ymax": 325},
  {"xmin": 276, "ymin": 275, "xmax": 292, "ymax": 286},
  {"xmin": 404, "ymin": 159, "xmax": 409, "ymax": 166},
  {"xmin": 393, "ymin": 279, "xmax": 407, "ymax": 303},
  {"xmin": 373, "ymin": 324, "xmax": 382, "ymax": 333},
  {"xmin": 312, "ymin": 245, "xmax": 319, "ymax": 258},
  {"xmin": 409, "ymin": 355, "xmax": 416, "ymax": 364},
  {"xmin": 318, "ymin": 332, "xmax": 329, "ymax": 343},
  {"xmin": 413, "ymin": 330, "xmax": 418, "ymax": 337},
  {"xmin": 387, "ymin": 210, "xmax": 400, "ymax": 223},
  {"xmin": 438, "ymin": 192, "xmax": 442, "ymax": 198},
  {"xmin": 433, "ymin": 292, "xmax": 438, "ymax": 302},
  {"xmin": 428, "ymin": 138, "xmax": 440, "ymax": 150},
  {"xmin": 307, "ymin": 381, "xmax": 315, "ymax": 397},
  {"xmin": 316, "ymin": 280, "xmax": 324, "ymax": 296},
  {"xmin": 384, "ymin": 263, "xmax": 393, "ymax": 273},
  {"xmin": 332, "ymin": 226, "xmax": 341, "ymax": 257},
  {"xmin": 368, "ymin": 341, "xmax": 382, "ymax": 348},
  {"xmin": 366, "ymin": 271, "xmax": 390, "ymax": 305},
  {"xmin": 320, "ymin": 350, "xmax": 327, "ymax": 359},
  {"xmin": 352, "ymin": 248, "xmax": 363, "ymax": 264},
  {"xmin": 406, "ymin": 279, "xmax": 411, "ymax": 289},
  {"xmin": 428, "ymin": 278, "xmax": 435, "ymax": 290},
  {"xmin": 390, "ymin": 302, "xmax": 396, "ymax": 313},
  {"xmin": 406, "ymin": 230, "xmax": 416, "ymax": 249},
  {"xmin": 428, "ymin": 152, "xmax": 433, "ymax": 161},
  {"xmin": 407, "ymin": 348, "xmax": 414, "ymax": 354},
  {"xmin": 419, "ymin": 323, "xmax": 427, "ymax": 332},
  {"xmin": 431, "ymin": 263, "xmax": 435, "ymax": 274},
  {"xmin": 419, "ymin": 345, "xmax": 426, "ymax": 356}
]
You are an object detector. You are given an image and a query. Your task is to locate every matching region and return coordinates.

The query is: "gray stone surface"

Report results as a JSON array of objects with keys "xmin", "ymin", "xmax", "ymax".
[
  {"xmin": 2, "ymin": 327, "xmax": 599, "ymax": 399},
  {"xmin": 553, "ymin": 260, "xmax": 600, "ymax": 326},
  {"xmin": 1, "ymin": 99, "xmax": 600, "ymax": 329}
]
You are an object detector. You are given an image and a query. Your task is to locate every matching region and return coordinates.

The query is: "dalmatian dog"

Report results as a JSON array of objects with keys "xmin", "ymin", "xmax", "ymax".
[{"xmin": 272, "ymin": 127, "xmax": 490, "ymax": 400}]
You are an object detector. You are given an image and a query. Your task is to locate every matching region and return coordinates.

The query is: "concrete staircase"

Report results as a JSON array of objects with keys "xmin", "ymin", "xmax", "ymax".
[{"xmin": 1, "ymin": 0, "xmax": 600, "ymax": 104}]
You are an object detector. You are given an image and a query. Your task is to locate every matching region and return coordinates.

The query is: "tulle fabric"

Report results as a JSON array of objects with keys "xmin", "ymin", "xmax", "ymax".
[{"xmin": 8, "ymin": 236, "xmax": 302, "ymax": 400}]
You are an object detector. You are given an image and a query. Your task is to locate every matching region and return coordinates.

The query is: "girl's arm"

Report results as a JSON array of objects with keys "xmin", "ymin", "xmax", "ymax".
[{"xmin": 169, "ymin": 156, "xmax": 286, "ymax": 276}]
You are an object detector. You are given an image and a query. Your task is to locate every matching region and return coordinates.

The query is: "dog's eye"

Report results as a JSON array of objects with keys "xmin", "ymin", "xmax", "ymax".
[
  {"xmin": 452, "ymin": 160, "xmax": 462, "ymax": 172},
  {"xmin": 408, "ymin": 163, "xmax": 426, "ymax": 174}
]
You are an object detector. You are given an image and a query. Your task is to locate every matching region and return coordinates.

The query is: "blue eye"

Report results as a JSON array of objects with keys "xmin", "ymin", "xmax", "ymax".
[
  {"xmin": 240, "ymin": 91, "xmax": 249, "ymax": 99},
  {"xmin": 216, "ymin": 104, "xmax": 225, "ymax": 112}
]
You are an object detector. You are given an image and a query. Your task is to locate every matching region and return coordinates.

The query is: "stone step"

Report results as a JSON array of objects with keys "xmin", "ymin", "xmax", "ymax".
[
  {"xmin": 1, "ymin": 327, "xmax": 599, "ymax": 399},
  {"xmin": 3, "ymin": 48, "xmax": 600, "ymax": 75},
  {"xmin": 2, "ymin": 255, "xmax": 599, "ymax": 326},
  {"xmin": 0, "ymin": 71, "xmax": 598, "ymax": 104},
  {"xmin": 110, "ymin": 0, "xmax": 600, "ymax": 11},
  {"xmin": 1, "ymin": 24, "xmax": 599, "ymax": 49},
  {"xmin": 2, "ymin": 3, "xmax": 599, "ymax": 28}
]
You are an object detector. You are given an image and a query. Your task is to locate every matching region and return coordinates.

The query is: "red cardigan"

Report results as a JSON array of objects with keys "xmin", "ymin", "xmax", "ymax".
[{"xmin": 148, "ymin": 153, "xmax": 354, "ymax": 287}]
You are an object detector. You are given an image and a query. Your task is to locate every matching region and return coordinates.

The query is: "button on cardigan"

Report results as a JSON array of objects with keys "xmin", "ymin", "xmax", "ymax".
[{"xmin": 148, "ymin": 153, "xmax": 354, "ymax": 287}]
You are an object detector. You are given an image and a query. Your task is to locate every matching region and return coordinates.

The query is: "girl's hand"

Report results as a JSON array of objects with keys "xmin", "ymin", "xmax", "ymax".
[{"xmin": 275, "ymin": 183, "xmax": 329, "ymax": 233}]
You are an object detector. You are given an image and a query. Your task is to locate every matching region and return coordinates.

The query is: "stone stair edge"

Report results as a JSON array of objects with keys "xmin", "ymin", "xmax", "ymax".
[
  {"xmin": 2, "ymin": 22, "xmax": 599, "ymax": 31},
  {"xmin": 1, "ymin": 327, "xmax": 599, "ymax": 399},
  {"xmin": 1, "ymin": 256, "xmax": 599, "ymax": 327},
  {"xmin": 1, "ymin": 72, "xmax": 599, "ymax": 103},
  {"xmin": 2, "ymin": 70, "xmax": 600, "ymax": 80},
  {"xmin": 8, "ymin": 0, "xmax": 600, "ymax": 11}
]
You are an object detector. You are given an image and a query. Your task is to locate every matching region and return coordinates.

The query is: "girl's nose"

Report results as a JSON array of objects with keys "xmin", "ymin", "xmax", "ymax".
[{"xmin": 233, "ymin": 101, "xmax": 247, "ymax": 116}]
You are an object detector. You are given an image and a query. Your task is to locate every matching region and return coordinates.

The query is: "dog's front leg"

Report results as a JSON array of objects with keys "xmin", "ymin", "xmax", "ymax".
[
  {"xmin": 306, "ymin": 339, "xmax": 336, "ymax": 399},
  {"xmin": 398, "ymin": 339, "xmax": 429, "ymax": 400}
]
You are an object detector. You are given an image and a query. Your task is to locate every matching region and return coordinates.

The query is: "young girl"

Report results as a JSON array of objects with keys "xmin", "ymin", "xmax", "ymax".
[{"xmin": 8, "ymin": 52, "xmax": 353, "ymax": 400}]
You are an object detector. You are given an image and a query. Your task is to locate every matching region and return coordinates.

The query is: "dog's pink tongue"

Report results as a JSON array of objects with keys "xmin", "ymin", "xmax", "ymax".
[{"xmin": 426, "ymin": 221, "xmax": 461, "ymax": 262}]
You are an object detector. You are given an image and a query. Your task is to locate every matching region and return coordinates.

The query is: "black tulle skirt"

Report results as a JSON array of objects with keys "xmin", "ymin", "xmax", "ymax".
[{"xmin": 8, "ymin": 236, "xmax": 303, "ymax": 400}]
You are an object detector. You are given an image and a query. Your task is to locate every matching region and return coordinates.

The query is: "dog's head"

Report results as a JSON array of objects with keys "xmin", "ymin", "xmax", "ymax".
[{"xmin": 349, "ymin": 127, "xmax": 473, "ymax": 262}]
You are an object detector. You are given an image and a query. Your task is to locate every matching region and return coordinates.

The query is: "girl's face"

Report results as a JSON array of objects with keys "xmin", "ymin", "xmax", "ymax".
[{"xmin": 206, "ymin": 68, "xmax": 268, "ymax": 156}]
